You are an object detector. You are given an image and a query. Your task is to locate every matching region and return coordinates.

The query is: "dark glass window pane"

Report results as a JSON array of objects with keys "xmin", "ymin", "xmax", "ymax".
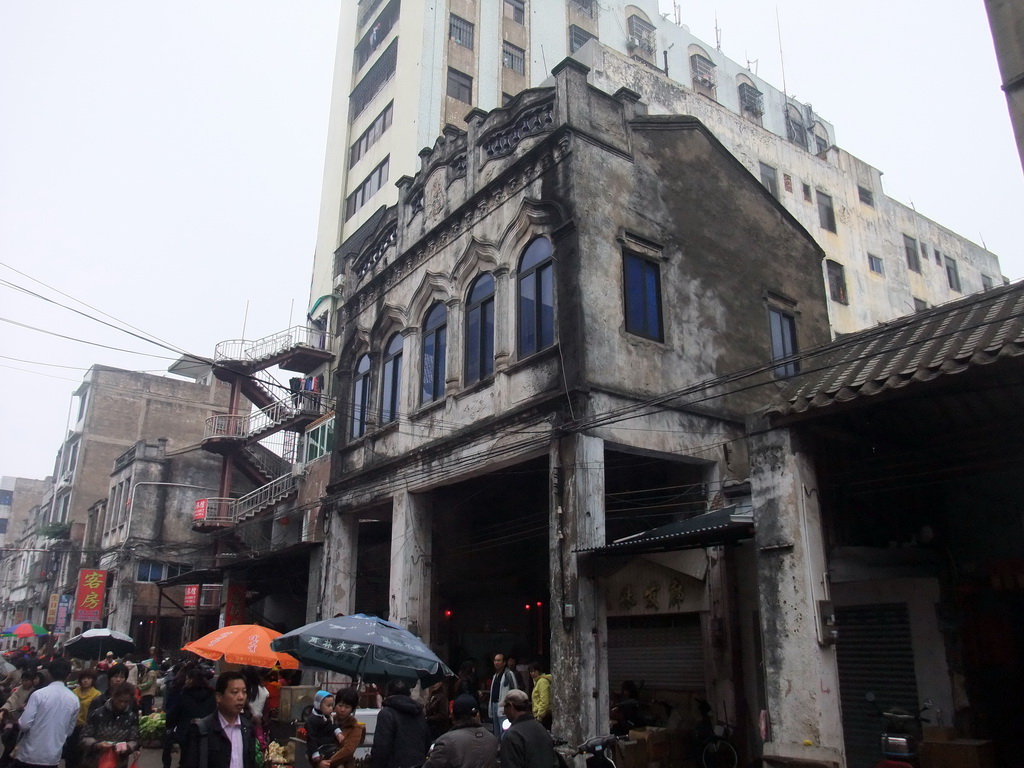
[
  {"xmin": 422, "ymin": 304, "xmax": 447, "ymax": 402},
  {"xmin": 422, "ymin": 333, "xmax": 436, "ymax": 402},
  {"xmin": 539, "ymin": 263, "xmax": 555, "ymax": 349},
  {"xmin": 466, "ymin": 304, "xmax": 481, "ymax": 384},
  {"xmin": 520, "ymin": 274, "xmax": 537, "ymax": 354},
  {"xmin": 481, "ymin": 300, "xmax": 494, "ymax": 378},
  {"xmin": 521, "ymin": 237, "xmax": 552, "ymax": 272}
]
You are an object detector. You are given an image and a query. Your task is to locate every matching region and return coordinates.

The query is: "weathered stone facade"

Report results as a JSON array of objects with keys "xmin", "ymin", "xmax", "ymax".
[{"xmin": 323, "ymin": 58, "xmax": 833, "ymax": 756}]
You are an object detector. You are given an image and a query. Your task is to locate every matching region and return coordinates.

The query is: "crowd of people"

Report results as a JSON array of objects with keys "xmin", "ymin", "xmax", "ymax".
[{"xmin": 0, "ymin": 647, "xmax": 559, "ymax": 768}]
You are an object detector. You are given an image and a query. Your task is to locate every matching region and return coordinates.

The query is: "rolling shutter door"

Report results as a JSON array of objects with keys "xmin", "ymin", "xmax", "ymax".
[
  {"xmin": 835, "ymin": 603, "xmax": 918, "ymax": 768},
  {"xmin": 607, "ymin": 614, "xmax": 705, "ymax": 691}
]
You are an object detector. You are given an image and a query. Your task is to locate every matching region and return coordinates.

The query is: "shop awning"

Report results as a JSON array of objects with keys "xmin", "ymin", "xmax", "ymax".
[{"xmin": 576, "ymin": 505, "xmax": 753, "ymax": 556}]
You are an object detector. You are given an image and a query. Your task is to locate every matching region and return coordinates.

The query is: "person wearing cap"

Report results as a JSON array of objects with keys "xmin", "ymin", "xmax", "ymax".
[
  {"xmin": 497, "ymin": 690, "xmax": 553, "ymax": 768},
  {"xmin": 424, "ymin": 694, "xmax": 497, "ymax": 768},
  {"xmin": 304, "ymin": 691, "xmax": 337, "ymax": 765}
]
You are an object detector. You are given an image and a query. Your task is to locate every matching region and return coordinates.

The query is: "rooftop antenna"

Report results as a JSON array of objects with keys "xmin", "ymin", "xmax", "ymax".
[
  {"xmin": 776, "ymin": 6, "xmax": 788, "ymax": 100},
  {"xmin": 746, "ymin": 55, "xmax": 759, "ymax": 75},
  {"xmin": 674, "ymin": 1, "xmax": 681, "ymax": 26},
  {"xmin": 241, "ymin": 300, "xmax": 249, "ymax": 340},
  {"xmin": 715, "ymin": 13, "xmax": 722, "ymax": 50}
]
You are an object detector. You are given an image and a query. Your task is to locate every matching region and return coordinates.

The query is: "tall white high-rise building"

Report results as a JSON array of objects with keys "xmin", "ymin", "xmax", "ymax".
[{"xmin": 308, "ymin": 0, "xmax": 1001, "ymax": 340}]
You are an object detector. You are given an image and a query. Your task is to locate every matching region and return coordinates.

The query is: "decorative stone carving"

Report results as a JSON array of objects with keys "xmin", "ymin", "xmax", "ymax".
[{"xmin": 481, "ymin": 103, "xmax": 555, "ymax": 161}]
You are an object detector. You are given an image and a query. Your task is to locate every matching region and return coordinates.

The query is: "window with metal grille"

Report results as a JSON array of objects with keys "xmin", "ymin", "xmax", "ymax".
[
  {"xmin": 738, "ymin": 82, "xmax": 763, "ymax": 115},
  {"xmin": 345, "ymin": 156, "xmax": 390, "ymax": 220},
  {"xmin": 350, "ymin": 38, "xmax": 397, "ymax": 120},
  {"xmin": 503, "ymin": 41, "xmax": 525, "ymax": 74},
  {"xmin": 690, "ymin": 54, "xmax": 717, "ymax": 88},
  {"xmin": 349, "ymin": 102, "xmax": 393, "ymax": 168},
  {"xmin": 786, "ymin": 108, "xmax": 808, "ymax": 150},
  {"xmin": 815, "ymin": 134, "xmax": 828, "ymax": 154},
  {"xmin": 357, "ymin": 0, "xmax": 386, "ymax": 28},
  {"xmin": 945, "ymin": 256, "xmax": 962, "ymax": 292},
  {"xmin": 355, "ymin": 0, "xmax": 399, "ymax": 70},
  {"xmin": 858, "ymin": 185, "xmax": 874, "ymax": 206},
  {"xmin": 623, "ymin": 252, "xmax": 664, "ymax": 342},
  {"xmin": 817, "ymin": 191, "xmax": 837, "ymax": 233},
  {"xmin": 826, "ymin": 260, "xmax": 848, "ymax": 304},
  {"xmin": 505, "ymin": 0, "xmax": 524, "ymax": 24},
  {"xmin": 868, "ymin": 254, "xmax": 884, "ymax": 275},
  {"xmin": 903, "ymin": 234, "xmax": 921, "ymax": 273},
  {"xmin": 567, "ymin": 0, "xmax": 596, "ymax": 18},
  {"xmin": 759, "ymin": 162, "xmax": 779, "ymax": 200},
  {"xmin": 569, "ymin": 25, "xmax": 597, "ymax": 53},
  {"xmin": 769, "ymin": 309, "xmax": 799, "ymax": 377},
  {"xmin": 447, "ymin": 67, "xmax": 473, "ymax": 103},
  {"xmin": 628, "ymin": 14, "xmax": 656, "ymax": 53},
  {"xmin": 449, "ymin": 14, "xmax": 474, "ymax": 49}
]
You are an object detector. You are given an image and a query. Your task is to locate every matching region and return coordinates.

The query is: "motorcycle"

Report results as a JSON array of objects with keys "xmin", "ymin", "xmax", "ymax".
[
  {"xmin": 553, "ymin": 734, "xmax": 621, "ymax": 768},
  {"xmin": 865, "ymin": 692, "xmax": 931, "ymax": 768}
]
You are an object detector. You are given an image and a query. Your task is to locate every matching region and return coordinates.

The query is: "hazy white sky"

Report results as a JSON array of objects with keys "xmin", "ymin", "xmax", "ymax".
[{"xmin": 1, "ymin": 1, "xmax": 1021, "ymax": 480}]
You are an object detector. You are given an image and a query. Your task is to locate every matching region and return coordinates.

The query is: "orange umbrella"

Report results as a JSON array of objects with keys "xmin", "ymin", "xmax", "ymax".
[{"xmin": 182, "ymin": 624, "xmax": 298, "ymax": 669}]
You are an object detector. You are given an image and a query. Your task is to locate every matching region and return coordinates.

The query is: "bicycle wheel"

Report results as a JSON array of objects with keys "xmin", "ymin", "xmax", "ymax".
[{"xmin": 700, "ymin": 738, "xmax": 738, "ymax": 768}]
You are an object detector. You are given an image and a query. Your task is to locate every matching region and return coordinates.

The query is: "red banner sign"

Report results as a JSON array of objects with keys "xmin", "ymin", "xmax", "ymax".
[
  {"xmin": 193, "ymin": 499, "xmax": 208, "ymax": 522},
  {"xmin": 224, "ymin": 582, "xmax": 246, "ymax": 626},
  {"xmin": 73, "ymin": 569, "xmax": 107, "ymax": 622},
  {"xmin": 183, "ymin": 585, "xmax": 199, "ymax": 608}
]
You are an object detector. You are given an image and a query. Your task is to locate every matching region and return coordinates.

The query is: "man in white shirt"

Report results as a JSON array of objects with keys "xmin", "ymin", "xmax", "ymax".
[{"xmin": 14, "ymin": 659, "xmax": 78, "ymax": 768}]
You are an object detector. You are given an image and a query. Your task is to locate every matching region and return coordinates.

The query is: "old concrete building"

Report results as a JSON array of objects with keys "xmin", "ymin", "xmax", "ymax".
[
  {"xmin": 310, "ymin": 0, "xmax": 1002, "ymax": 346},
  {"xmin": 0, "ymin": 477, "xmax": 52, "ymax": 641},
  {"xmin": 321, "ymin": 59, "xmax": 833, "ymax": 759},
  {"xmin": 0, "ymin": 365, "xmax": 237, "ymax": 641},
  {"xmin": 749, "ymin": 279, "xmax": 1024, "ymax": 767}
]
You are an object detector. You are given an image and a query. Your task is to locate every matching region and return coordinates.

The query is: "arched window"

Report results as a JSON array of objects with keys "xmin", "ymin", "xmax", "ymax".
[
  {"xmin": 351, "ymin": 354, "xmax": 371, "ymax": 438},
  {"xmin": 518, "ymin": 237, "xmax": 555, "ymax": 357},
  {"xmin": 465, "ymin": 274, "xmax": 495, "ymax": 385},
  {"xmin": 421, "ymin": 303, "xmax": 447, "ymax": 404},
  {"xmin": 380, "ymin": 334, "xmax": 403, "ymax": 424}
]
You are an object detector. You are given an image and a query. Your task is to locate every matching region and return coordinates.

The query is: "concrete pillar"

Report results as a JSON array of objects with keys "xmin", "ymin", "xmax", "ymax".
[
  {"xmin": 749, "ymin": 427, "xmax": 844, "ymax": 768},
  {"xmin": 492, "ymin": 267, "xmax": 512, "ymax": 372},
  {"xmin": 389, "ymin": 490, "xmax": 433, "ymax": 642},
  {"xmin": 550, "ymin": 434, "xmax": 606, "ymax": 745},
  {"xmin": 324, "ymin": 511, "xmax": 359, "ymax": 618}
]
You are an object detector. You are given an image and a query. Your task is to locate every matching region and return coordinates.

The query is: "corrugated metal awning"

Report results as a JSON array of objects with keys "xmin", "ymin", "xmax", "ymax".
[{"xmin": 576, "ymin": 505, "xmax": 753, "ymax": 556}]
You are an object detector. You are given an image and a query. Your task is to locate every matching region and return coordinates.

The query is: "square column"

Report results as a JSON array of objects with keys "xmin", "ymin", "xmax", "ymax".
[
  {"xmin": 322, "ymin": 510, "xmax": 359, "ymax": 618},
  {"xmin": 390, "ymin": 490, "xmax": 433, "ymax": 643},
  {"xmin": 550, "ymin": 433, "xmax": 606, "ymax": 744},
  {"xmin": 749, "ymin": 427, "xmax": 844, "ymax": 768}
]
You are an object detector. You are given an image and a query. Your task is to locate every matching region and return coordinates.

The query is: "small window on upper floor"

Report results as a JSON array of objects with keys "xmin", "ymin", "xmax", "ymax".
[
  {"xmin": 903, "ymin": 234, "xmax": 921, "ymax": 273},
  {"xmin": 352, "ymin": 354, "xmax": 371, "ymax": 438},
  {"xmin": 690, "ymin": 53, "xmax": 717, "ymax": 92},
  {"xmin": 814, "ymin": 134, "xmax": 828, "ymax": 154},
  {"xmin": 567, "ymin": 0, "xmax": 596, "ymax": 18},
  {"xmin": 769, "ymin": 308, "xmax": 799, "ymax": 378},
  {"xmin": 380, "ymin": 333, "xmax": 403, "ymax": 425},
  {"xmin": 449, "ymin": 14, "xmax": 474, "ymax": 49},
  {"xmin": 623, "ymin": 252, "xmax": 664, "ymax": 342},
  {"xmin": 858, "ymin": 185, "xmax": 874, "ymax": 206},
  {"xmin": 868, "ymin": 254, "xmax": 884, "ymax": 275},
  {"xmin": 447, "ymin": 67, "xmax": 473, "ymax": 104},
  {"xmin": 421, "ymin": 303, "xmax": 448, "ymax": 404},
  {"xmin": 802, "ymin": 183, "xmax": 812, "ymax": 203},
  {"xmin": 945, "ymin": 256, "xmax": 962, "ymax": 292},
  {"xmin": 628, "ymin": 14, "xmax": 656, "ymax": 55},
  {"xmin": 934, "ymin": 247, "xmax": 942, "ymax": 265},
  {"xmin": 826, "ymin": 260, "xmax": 848, "ymax": 304},
  {"xmin": 981, "ymin": 274, "xmax": 995, "ymax": 291},
  {"xmin": 759, "ymin": 162, "xmax": 779, "ymax": 200},
  {"xmin": 785, "ymin": 106, "xmax": 808, "ymax": 150},
  {"xmin": 503, "ymin": 41, "xmax": 525, "ymax": 75},
  {"xmin": 817, "ymin": 191, "xmax": 836, "ymax": 233},
  {"xmin": 505, "ymin": 0, "xmax": 525, "ymax": 24},
  {"xmin": 465, "ymin": 274, "xmax": 496, "ymax": 385},
  {"xmin": 569, "ymin": 25, "xmax": 597, "ymax": 53},
  {"xmin": 738, "ymin": 82, "xmax": 764, "ymax": 119},
  {"xmin": 518, "ymin": 237, "xmax": 556, "ymax": 357}
]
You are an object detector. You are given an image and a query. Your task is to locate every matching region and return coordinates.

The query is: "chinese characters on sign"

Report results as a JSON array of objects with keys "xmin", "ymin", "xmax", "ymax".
[
  {"xmin": 73, "ymin": 569, "xmax": 107, "ymax": 622},
  {"xmin": 184, "ymin": 585, "xmax": 199, "ymax": 609},
  {"xmin": 54, "ymin": 594, "xmax": 73, "ymax": 634},
  {"xmin": 194, "ymin": 499, "xmax": 208, "ymax": 522},
  {"xmin": 46, "ymin": 594, "xmax": 59, "ymax": 625},
  {"xmin": 224, "ymin": 582, "xmax": 246, "ymax": 626}
]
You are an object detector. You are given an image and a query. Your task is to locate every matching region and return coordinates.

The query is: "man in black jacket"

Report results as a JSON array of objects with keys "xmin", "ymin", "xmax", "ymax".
[
  {"xmin": 498, "ymin": 690, "xmax": 553, "ymax": 768},
  {"xmin": 370, "ymin": 680, "xmax": 431, "ymax": 768},
  {"xmin": 183, "ymin": 672, "xmax": 257, "ymax": 768},
  {"xmin": 424, "ymin": 695, "xmax": 497, "ymax": 768}
]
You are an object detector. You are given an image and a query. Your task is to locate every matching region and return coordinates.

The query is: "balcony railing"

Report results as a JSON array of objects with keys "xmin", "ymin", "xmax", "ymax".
[
  {"xmin": 205, "ymin": 395, "xmax": 325, "ymax": 443},
  {"xmin": 213, "ymin": 326, "xmax": 332, "ymax": 366},
  {"xmin": 193, "ymin": 498, "xmax": 235, "ymax": 526}
]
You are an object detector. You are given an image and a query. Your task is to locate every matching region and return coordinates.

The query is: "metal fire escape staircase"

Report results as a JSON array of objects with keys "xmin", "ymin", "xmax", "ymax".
[{"xmin": 194, "ymin": 325, "xmax": 333, "ymax": 533}]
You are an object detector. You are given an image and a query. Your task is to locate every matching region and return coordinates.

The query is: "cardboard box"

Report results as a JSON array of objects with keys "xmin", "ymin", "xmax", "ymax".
[
  {"xmin": 615, "ymin": 739, "xmax": 646, "ymax": 768},
  {"xmin": 919, "ymin": 739, "xmax": 995, "ymax": 768},
  {"xmin": 629, "ymin": 727, "xmax": 669, "ymax": 761}
]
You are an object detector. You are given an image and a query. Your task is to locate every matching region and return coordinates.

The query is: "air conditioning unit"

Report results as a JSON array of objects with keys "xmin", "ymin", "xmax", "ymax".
[
  {"xmin": 291, "ymin": 463, "xmax": 307, "ymax": 478},
  {"xmin": 627, "ymin": 36, "xmax": 640, "ymax": 50}
]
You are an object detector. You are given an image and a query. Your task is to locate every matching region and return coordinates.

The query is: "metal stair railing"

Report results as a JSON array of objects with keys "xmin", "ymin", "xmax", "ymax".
[
  {"xmin": 213, "ymin": 325, "xmax": 333, "ymax": 365},
  {"xmin": 232, "ymin": 473, "xmax": 298, "ymax": 522},
  {"xmin": 204, "ymin": 414, "xmax": 247, "ymax": 441},
  {"xmin": 239, "ymin": 443, "xmax": 290, "ymax": 481}
]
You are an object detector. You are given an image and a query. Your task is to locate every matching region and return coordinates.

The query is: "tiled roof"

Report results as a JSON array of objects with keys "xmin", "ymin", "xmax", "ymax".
[{"xmin": 767, "ymin": 280, "xmax": 1024, "ymax": 419}]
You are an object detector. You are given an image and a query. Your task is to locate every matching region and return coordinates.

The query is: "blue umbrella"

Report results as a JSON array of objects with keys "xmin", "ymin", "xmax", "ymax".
[{"xmin": 271, "ymin": 614, "xmax": 453, "ymax": 684}]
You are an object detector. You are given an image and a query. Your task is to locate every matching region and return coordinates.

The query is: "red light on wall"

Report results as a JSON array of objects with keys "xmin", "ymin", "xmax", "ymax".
[
  {"xmin": 524, "ymin": 604, "xmax": 531, "ymax": 611},
  {"xmin": 443, "ymin": 609, "xmax": 452, "ymax": 618},
  {"xmin": 536, "ymin": 601, "xmax": 542, "ymax": 607}
]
